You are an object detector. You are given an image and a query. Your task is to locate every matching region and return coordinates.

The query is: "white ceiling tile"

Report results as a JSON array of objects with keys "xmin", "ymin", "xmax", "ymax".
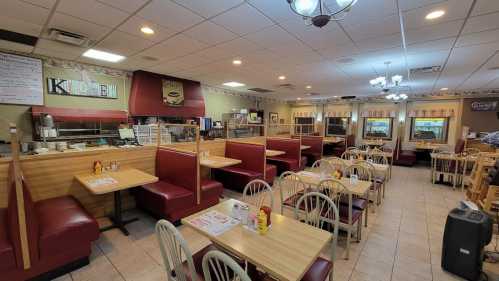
[
  {"xmin": 96, "ymin": 0, "xmax": 148, "ymax": 13},
  {"xmin": 0, "ymin": 39, "xmax": 34, "ymax": 53},
  {"xmin": 398, "ymin": 0, "xmax": 444, "ymax": 11},
  {"xmin": 458, "ymin": 52, "xmax": 499, "ymax": 90},
  {"xmin": 57, "ymin": 0, "xmax": 130, "ymax": 28},
  {"xmin": 405, "ymin": 20, "xmax": 463, "ymax": 44},
  {"xmin": 317, "ymin": 42, "xmax": 360, "ymax": 60},
  {"xmin": 96, "ymin": 30, "xmax": 155, "ymax": 56},
  {"xmin": 138, "ymin": 0, "xmax": 204, "ymax": 32},
  {"xmin": 407, "ymin": 37, "xmax": 455, "ymax": 54},
  {"xmin": 342, "ymin": 14, "xmax": 400, "ymax": 42},
  {"xmin": 211, "ymin": 3, "xmax": 274, "ymax": 36},
  {"xmin": 138, "ymin": 34, "xmax": 207, "ymax": 61},
  {"xmin": 35, "ymin": 38, "xmax": 84, "ymax": 58},
  {"xmin": 246, "ymin": 0, "xmax": 298, "ymax": 22},
  {"xmin": 340, "ymin": 0, "xmax": 397, "ymax": 27},
  {"xmin": 48, "ymin": 12, "xmax": 112, "ymax": 41},
  {"xmin": 21, "ymin": 0, "xmax": 56, "ymax": 9},
  {"xmin": 462, "ymin": 12, "xmax": 499, "ymax": 34},
  {"xmin": 117, "ymin": 16, "xmax": 176, "ymax": 43},
  {"xmin": 471, "ymin": 0, "xmax": 499, "ymax": 16},
  {"xmin": 196, "ymin": 37, "xmax": 262, "ymax": 61},
  {"xmin": 403, "ymin": 0, "xmax": 472, "ymax": 30},
  {"xmin": 0, "ymin": 0, "xmax": 50, "ymax": 27},
  {"xmin": 244, "ymin": 25, "xmax": 298, "ymax": 49},
  {"xmin": 355, "ymin": 33, "xmax": 402, "ymax": 52},
  {"xmin": 184, "ymin": 21, "xmax": 237, "ymax": 46},
  {"xmin": 172, "ymin": 0, "xmax": 244, "ymax": 18},
  {"xmin": 0, "ymin": 15, "xmax": 43, "ymax": 36},
  {"xmin": 456, "ymin": 28, "xmax": 499, "ymax": 48}
]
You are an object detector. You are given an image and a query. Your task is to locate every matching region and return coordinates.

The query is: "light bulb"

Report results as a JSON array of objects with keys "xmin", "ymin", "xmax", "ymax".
[
  {"xmin": 292, "ymin": 0, "xmax": 319, "ymax": 16},
  {"xmin": 391, "ymin": 75, "xmax": 403, "ymax": 85},
  {"xmin": 336, "ymin": 0, "xmax": 356, "ymax": 8}
]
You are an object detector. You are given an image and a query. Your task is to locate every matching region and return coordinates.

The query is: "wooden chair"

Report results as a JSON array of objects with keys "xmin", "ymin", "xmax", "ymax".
[
  {"xmin": 242, "ymin": 179, "xmax": 274, "ymax": 210},
  {"xmin": 201, "ymin": 250, "xmax": 251, "ymax": 281},
  {"xmin": 295, "ymin": 192, "xmax": 339, "ymax": 281},
  {"xmin": 278, "ymin": 171, "xmax": 306, "ymax": 215},
  {"xmin": 156, "ymin": 219, "xmax": 215, "ymax": 281},
  {"xmin": 318, "ymin": 179, "xmax": 362, "ymax": 260}
]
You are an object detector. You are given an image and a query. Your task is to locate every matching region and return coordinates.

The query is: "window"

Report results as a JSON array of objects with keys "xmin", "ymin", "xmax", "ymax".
[
  {"xmin": 325, "ymin": 117, "xmax": 349, "ymax": 136},
  {"xmin": 410, "ymin": 117, "xmax": 449, "ymax": 142},
  {"xmin": 363, "ymin": 118, "xmax": 393, "ymax": 139},
  {"xmin": 294, "ymin": 117, "xmax": 314, "ymax": 134}
]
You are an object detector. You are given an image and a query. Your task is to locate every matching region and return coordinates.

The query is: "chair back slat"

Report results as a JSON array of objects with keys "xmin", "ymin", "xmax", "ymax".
[
  {"xmin": 202, "ymin": 250, "xmax": 251, "ymax": 281},
  {"xmin": 242, "ymin": 179, "xmax": 274, "ymax": 210},
  {"xmin": 278, "ymin": 171, "xmax": 306, "ymax": 214}
]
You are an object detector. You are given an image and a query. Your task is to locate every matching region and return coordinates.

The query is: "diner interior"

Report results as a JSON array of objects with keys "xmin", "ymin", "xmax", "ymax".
[{"xmin": 1, "ymin": 0, "xmax": 499, "ymax": 281}]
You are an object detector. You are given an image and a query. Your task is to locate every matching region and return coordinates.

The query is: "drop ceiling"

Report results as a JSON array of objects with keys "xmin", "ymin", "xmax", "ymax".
[{"xmin": 1, "ymin": 0, "xmax": 499, "ymax": 100}]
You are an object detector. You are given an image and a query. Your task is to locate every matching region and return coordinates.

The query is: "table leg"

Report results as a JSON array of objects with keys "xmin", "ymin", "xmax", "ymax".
[{"xmin": 100, "ymin": 190, "xmax": 139, "ymax": 236}]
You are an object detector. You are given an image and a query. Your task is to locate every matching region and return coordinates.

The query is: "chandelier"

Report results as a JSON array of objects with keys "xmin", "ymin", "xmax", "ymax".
[
  {"xmin": 369, "ymin": 61, "xmax": 409, "ymax": 100},
  {"xmin": 286, "ymin": 0, "xmax": 358, "ymax": 28}
]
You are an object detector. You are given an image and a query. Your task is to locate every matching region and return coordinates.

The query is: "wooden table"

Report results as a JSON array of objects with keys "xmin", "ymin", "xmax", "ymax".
[
  {"xmin": 343, "ymin": 159, "xmax": 389, "ymax": 180},
  {"xmin": 75, "ymin": 168, "xmax": 158, "ymax": 235},
  {"xmin": 363, "ymin": 139, "xmax": 385, "ymax": 147},
  {"xmin": 323, "ymin": 137, "xmax": 344, "ymax": 144},
  {"xmin": 200, "ymin": 155, "xmax": 242, "ymax": 169},
  {"xmin": 182, "ymin": 199, "xmax": 332, "ymax": 281},
  {"xmin": 296, "ymin": 171, "xmax": 371, "ymax": 196},
  {"xmin": 415, "ymin": 142, "xmax": 440, "ymax": 151},
  {"xmin": 301, "ymin": 145, "xmax": 311, "ymax": 150},
  {"xmin": 266, "ymin": 149, "xmax": 285, "ymax": 157}
]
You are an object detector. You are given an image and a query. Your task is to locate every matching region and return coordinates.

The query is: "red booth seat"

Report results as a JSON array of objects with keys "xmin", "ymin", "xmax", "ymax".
[
  {"xmin": 292, "ymin": 136, "xmax": 323, "ymax": 166},
  {"xmin": 134, "ymin": 148, "xmax": 223, "ymax": 222},
  {"xmin": 214, "ymin": 142, "xmax": 277, "ymax": 192},
  {"xmin": 393, "ymin": 137, "xmax": 416, "ymax": 166},
  {"xmin": 2, "ymin": 177, "xmax": 99, "ymax": 281},
  {"xmin": 266, "ymin": 138, "xmax": 304, "ymax": 175}
]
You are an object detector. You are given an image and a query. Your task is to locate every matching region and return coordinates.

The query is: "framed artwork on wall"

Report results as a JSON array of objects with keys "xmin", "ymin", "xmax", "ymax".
[{"xmin": 269, "ymin": 112, "xmax": 279, "ymax": 124}]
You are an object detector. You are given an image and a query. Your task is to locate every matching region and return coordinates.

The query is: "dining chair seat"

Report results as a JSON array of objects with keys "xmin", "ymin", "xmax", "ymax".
[
  {"xmin": 183, "ymin": 244, "xmax": 219, "ymax": 280},
  {"xmin": 282, "ymin": 190, "xmax": 305, "ymax": 208},
  {"xmin": 340, "ymin": 197, "xmax": 368, "ymax": 210},
  {"xmin": 338, "ymin": 205, "xmax": 363, "ymax": 224},
  {"xmin": 301, "ymin": 256, "xmax": 333, "ymax": 281}
]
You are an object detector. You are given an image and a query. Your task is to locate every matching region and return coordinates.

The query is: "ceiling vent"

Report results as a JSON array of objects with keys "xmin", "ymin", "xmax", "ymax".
[
  {"xmin": 0, "ymin": 29, "xmax": 38, "ymax": 46},
  {"xmin": 248, "ymin": 87, "xmax": 274, "ymax": 93},
  {"xmin": 48, "ymin": 28, "xmax": 89, "ymax": 46},
  {"xmin": 341, "ymin": 96, "xmax": 356, "ymax": 99},
  {"xmin": 277, "ymin": 83, "xmax": 296, "ymax": 90},
  {"xmin": 410, "ymin": 65, "xmax": 441, "ymax": 74}
]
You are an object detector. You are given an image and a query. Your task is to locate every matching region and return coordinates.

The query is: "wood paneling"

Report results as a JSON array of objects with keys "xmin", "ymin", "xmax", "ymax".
[{"xmin": 0, "ymin": 146, "xmax": 156, "ymax": 218}]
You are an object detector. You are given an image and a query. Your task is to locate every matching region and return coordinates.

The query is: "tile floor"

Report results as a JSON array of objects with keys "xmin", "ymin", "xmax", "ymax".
[{"xmin": 54, "ymin": 166, "xmax": 498, "ymax": 281}]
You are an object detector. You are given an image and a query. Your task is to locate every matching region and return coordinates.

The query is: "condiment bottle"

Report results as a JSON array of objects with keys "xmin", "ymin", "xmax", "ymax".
[
  {"xmin": 257, "ymin": 210, "xmax": 268, "ymax": 235},
  {"xmin": 260, "ymin": 206, "xmax": 272, "ymax": 226},
  {"xmin": 94, "ymin": 161, "xmax": 102, "ymax": 175}
]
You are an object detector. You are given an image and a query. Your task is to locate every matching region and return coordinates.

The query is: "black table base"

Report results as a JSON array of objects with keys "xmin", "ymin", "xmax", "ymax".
[{"xmin": 100, "ymin": 190, "xmax": 138, "ymax": 236}]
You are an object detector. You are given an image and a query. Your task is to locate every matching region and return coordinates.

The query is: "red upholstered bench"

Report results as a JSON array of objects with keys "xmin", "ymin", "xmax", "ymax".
[
  {"xmin": 266, "ymin": 138, "xmax": 304, "ymax": 175},
  {"xmin": 293, "ymin": 136, "xmax": 324, "ymax": 166},
  {"xmin": 2, "ymin": 177, "xmax": 99, "ymax": 281},
  {"xmin": 393, "ymin": 137, "xmax": 416, "ymax": 166},
  {"xmin": 134, "ymin": 148, "xmax": 223, "ymax": 222},
  {"xmin": 214, "ymin": 142, "xmax": 277, "ymax": 192}
]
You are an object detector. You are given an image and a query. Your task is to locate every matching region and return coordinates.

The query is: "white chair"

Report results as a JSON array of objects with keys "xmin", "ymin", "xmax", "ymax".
[
  {"xmin": 326, "ymin": 157, "xmax": 346, "ymax": 174},
  {"xmin": 242, "ymin": 179, "xmax": 274, "ymax": 210},
  {"xmin": 156, "ymin": 219, "xmax": 215, "ymax": 281},
  {"xmin": 295, "ymin": 192, "xmax": 339, "ymax": 281},
  {"xmin": 278, "ymin": 171, "xmax": 306, "ymax": 214},
  {"xmin": 311, "ymin": 159, "xmax": 335, "ymax": 175},
  {"xmin": 201, "ymin": 250, "xmax": 251, "ymax": 281},
  {"xmin": 318, "ymin": 179, "xmax": 361, "ymax": 260},
  {"xmin": 344, "ymin": 164, "xmax": 372, "ymax": 227}
]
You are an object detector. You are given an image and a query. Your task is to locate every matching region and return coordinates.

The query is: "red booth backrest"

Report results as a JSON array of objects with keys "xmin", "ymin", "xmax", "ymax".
[
  {"xmin": 225, "ymin": 142, "xmax": 265, "ymax": 174},
  {"xmin": 346, "ymin": 135, "xmax": 356, "ymax": 147},
  {"xmin": 292, "ymin": 136, "xmax": 323, "ymax": 155},
  {"xmin": 266, "ymin": 139, "xmax": 300, "ymax": 160},
  {"xmin": 156, "ymin": 148, "xmax": 198, "ymax": 193},
  {"xmin": 7, "ymin": 175, "xmax": 40, "ymax": 267}
]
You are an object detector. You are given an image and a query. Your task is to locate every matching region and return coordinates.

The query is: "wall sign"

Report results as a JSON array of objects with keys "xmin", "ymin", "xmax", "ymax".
[
  {"xmin": 47, "ymin": 78, "xmax": 118, "ymax": 99},
  {"xmin": 162, "ymin": 79, "xmax": 184, "ymax": 106},
  {"xmin": 471, "ymin": 101, "xmax": 497, "ymax": 111},
  {"xmin": 0, "ymin": 52, "xmax": 43, "ymax": 105}
]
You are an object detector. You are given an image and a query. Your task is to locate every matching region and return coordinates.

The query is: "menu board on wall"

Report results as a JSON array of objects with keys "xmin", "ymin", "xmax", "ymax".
[{"xmin": 0, "ymin": 52, "xmax": 43, "ymax": 105}]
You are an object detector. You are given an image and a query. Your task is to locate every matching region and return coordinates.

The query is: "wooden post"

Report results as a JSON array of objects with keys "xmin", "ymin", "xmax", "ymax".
[
  {"xmin": 195, "ymin": 126, "xmax": 201, "ymax": 204},
  {"xmin": 10, "ymin": 124, "xmax": 31, "ymax": 269},
  {"xmin": 156, "ymin": 123, "xmax": 161, "ymax": 147}
]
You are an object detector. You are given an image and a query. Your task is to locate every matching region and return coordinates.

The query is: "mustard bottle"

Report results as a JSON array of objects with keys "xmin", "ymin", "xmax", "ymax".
[{"xmin": 257, "ymin": 210, "xmax": 268, "ymax": 235}]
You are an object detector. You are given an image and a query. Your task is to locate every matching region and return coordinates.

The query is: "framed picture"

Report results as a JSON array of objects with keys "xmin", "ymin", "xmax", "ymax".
[{"xmin": 269, "ymin": 112, "xmax": 279, "ymax": 124}]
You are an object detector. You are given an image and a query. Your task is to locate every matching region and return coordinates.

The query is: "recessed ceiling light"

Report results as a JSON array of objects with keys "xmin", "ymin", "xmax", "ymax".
[
  {"xmin": 82, "ymin": 49, "xmax": 125, "ymax": 63},
  {"xmin": 425, "ymin": 10, "xmax": 445, "ymax": 20},
  {"xmin": 223, "ymin": 81, "xmax": 245, "ymax": 87},
  {"xmin": 306, "ymin": 85, "xmax": 312, "ymax": 89},
  {"xmin": 278, "ymin": 75, "xmax": 286, "ymax": 80},
  {"xmin": 140, "ymin": 26, "xmax": 155, "ymax": 35},
  {"xmin": 440, "ymin": 87, "xmax": 449, "ymax": 91},
  {"xmin": 232, "ymin": 59, "xmax": 242, "ymax": 65},
  {"xmin": 333, "ymin": 96, "xmax": 339, "ymax": 98},
  {"xmin": 297, "ymin": 97, "xmax": 302, "ymax": 100}
]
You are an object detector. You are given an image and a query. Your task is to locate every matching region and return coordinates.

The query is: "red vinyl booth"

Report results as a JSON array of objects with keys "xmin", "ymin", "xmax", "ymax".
[
  {"xmin": 332, "ymin": 134, "xmax": 355, "ymax": 157},
  {"xmin": 134, "ymin": 148, "xmax": 223, "ymax": 222},
  {"xmin": 292, "ymin": 136, "xmax": 323, "ymax": 166},
  {"xmin": 266, "ymin": 138, "xmax": 306, "ymax": 175},
  {"xmin": 393, "ymin": 137, "xmax": 417, "ymax": 166},
  {"xmin": 214, "ymin": 142, "xmax": 277, "ymax": 192},
  {"xmin": 1, "ymin": 177, "xmax": 99, "ymax": 281}
]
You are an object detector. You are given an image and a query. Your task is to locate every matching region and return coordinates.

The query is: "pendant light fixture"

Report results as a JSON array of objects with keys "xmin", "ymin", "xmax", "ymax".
[{"xmin": 287, "ymin": 0, "xmax": 358, "ymax": 27}]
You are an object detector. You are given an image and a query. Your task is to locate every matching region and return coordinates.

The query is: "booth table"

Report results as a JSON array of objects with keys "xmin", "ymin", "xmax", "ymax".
[
  {"xmin": 300, "ymin": 145, "xmax": 311, "ymax": 150},
  {"xmin": 323, "ymin": 137, "xmax": 344, "ymax": 144},
  {"xmin": 200, "ymin": 155, "xmax": 242, "ymax": 168},
  {"xmin": 75, "ymin": 168, "xmax": 158, "ymax": 235},
  {"xmin": 266, "ymin": 149, "xmax": 286, "ymax": 157},
  {"xmin": 182, "ymin": 199, "xmax": 332, "ymax": 281}
]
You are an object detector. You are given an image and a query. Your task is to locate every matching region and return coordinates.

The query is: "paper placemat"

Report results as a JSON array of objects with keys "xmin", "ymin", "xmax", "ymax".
[{"xmin": 188, "ymin": 210, "xmax": 239, "ymax": 236}]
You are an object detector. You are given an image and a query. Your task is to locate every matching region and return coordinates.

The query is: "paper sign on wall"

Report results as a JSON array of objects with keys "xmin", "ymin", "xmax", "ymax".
[
  {"xmin": 0, "ymin": 52, "xmax": 43, "ymax": 105},
  {"xmin": 47, "ymin": 78, "xmax": 118, "ymax": 99}
]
